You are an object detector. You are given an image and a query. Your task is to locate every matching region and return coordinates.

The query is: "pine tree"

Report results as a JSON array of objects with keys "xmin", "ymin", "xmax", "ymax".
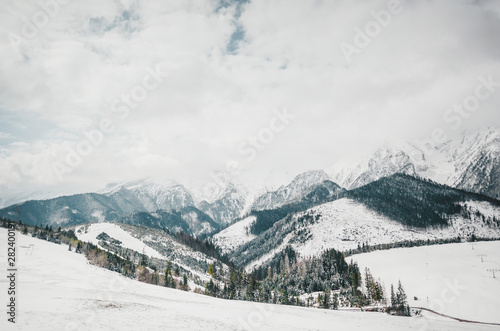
[
  {"xmin": 165, "ymin": 262, "xmax": 172, "ymax": 287},
  {"xmin": 281, "ymin": 287, "xmax": 288, "ymax": 305},
  {"xmin": 390, "ymin": 281, "xmax": 410, "ymax": 316},
  {"xmin": 323, "ymin": 288, "xmax": 331, "ymax": 309},
  {"xmin": 183, "ymin": 274, "xmax": 188, "ymax": 291},
  {"xmin": 140, "ymin": 253, "xmax": 148, "ymax": 267},
  {"xmin": 365, "ymin": 268, "xmax": 374, "ymax": 303},
  {"xmin": 390, "ymin": 284, "xmax": 396, "ymax": 308},
  {"xmin": 75, "ymin": 242, "xmax": 82, "ymax": 254},
  {"xmin": 332, "ymin": 293, "xmax": 339, "ymax": 310}
]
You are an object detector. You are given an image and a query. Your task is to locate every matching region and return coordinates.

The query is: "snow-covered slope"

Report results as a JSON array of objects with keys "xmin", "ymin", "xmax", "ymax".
[
  {"xmin": 75, "ymin": 223, "xmax": 163, "ymax": 259},
  {"xmin": 233, "ymin": 198, "xmax": 500, "ymax": 271},
  {"xmin": 252, "ymin": 170, "xmax": 332, "ymax": 211},
  {"xmin": 1, "ymin": 229, "xmax": 495, "ymax": 331},
  {"xmin": 212, "ymin": 216, "xmax": 257, "ymax": 254},
  {"xmin": 73, "ymin": 222, "xmax": 221, "ymax": 280},
  {"xmin": 327, "ymin": 128, "xmax": 500, "ymax": 199},
  {"xmin": 352, "ymin": 241, "xmax": 500, "ymax": 324},
  {"xmin": 290, "ymin": 199, "xmax": 500, "ymax": 257}
]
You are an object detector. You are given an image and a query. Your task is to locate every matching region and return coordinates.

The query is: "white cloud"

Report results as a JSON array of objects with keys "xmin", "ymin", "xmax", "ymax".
[{"xmin": 0, "ymin": 0, "xmax": 499, "ymax": 196}]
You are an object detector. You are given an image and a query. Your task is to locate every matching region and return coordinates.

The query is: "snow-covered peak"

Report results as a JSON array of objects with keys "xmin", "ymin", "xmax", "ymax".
[
  {"xmin": 101, "ymin": 177, "xmax": 181, "ymax": 194},
  {"xmin": 288, "ymin": 169, "xmax": 331, "ymax": 188},
  {"xmin": 188, "ymin": 171, "xmax": 251, "ymax": 205},
  {"xmin": 192, "ymin": 177, "xmax": 252, "ymax": 226},
  {"xmin": 327, "ymin": 143, "xmax": 426, "ymax": 189},
  {"xmin": 251, "ymin": 170, "xmax": 331, "ymax": 211},
  {"xmin": 100, "ymin": 177, "xmax": 194, "ymax": 212},
  {"xmin": 444, "ymin": 127, "xmax": 499, "ymax": 163},
  {"xmin": 327, "ymin": 127, "xmax": 500, "ymax": 198}
]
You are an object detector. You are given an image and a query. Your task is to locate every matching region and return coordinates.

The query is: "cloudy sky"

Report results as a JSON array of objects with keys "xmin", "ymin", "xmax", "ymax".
[{"xmin": 0, "ymin": 0, "xmax": 499, "ymax": 197}]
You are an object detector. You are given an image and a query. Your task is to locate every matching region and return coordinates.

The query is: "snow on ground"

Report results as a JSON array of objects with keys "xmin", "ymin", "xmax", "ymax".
[
  {"xmin": 212, "ymin": 216, "xmax": 257, "ymax": 254},
  {"xmin": 293, "ymin": 198, "xmax": 500, "ymax": 257},
  {"xmin": 1, "ymin": 230, "xmax": 497, "ymax": 331},
  {"xmin": 243, "ymin": 198, "xmax": 500, "ymax": 270},
  {"xmin": 75, "ymin": 223, "xmax": 163, "ymax": 259},
  {"xmin": 351, "ymin": 241, "xmax": 500, "ymax": 324},
  {"xmin": 245, "ymin": 232, "xmax": 295, "ymax": 272},
  {"xmin": 75, "ymin": 222, "xmax": 219, "ymax": 283},
  {"xmin": 461, "ymin": 200, "xmax": 500, "ymax": 219}
]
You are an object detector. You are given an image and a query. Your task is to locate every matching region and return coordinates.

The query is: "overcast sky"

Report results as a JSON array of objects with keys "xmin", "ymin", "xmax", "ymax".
[{"xmin": 0, "ymin": 0, "xmax": 499, "ymax": 197}]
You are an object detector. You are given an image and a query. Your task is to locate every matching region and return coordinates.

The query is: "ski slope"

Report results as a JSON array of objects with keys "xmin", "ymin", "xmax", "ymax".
[
  {"xmin": 1, "ymin": 229, "xmax": 498, "ymax": 330},
  {"xmin": 351, "ymin": 241, "xmax": 500, "ymax": 324}
]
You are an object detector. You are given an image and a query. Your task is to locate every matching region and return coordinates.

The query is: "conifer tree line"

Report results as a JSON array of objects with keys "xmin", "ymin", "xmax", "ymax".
[
  {"xmin": 202, "ymin": 246, "xmax": 403, "ymax": 310},
  {"xmin": 342, "ymin": 235, "xmax": 500, "ymax": 257}
]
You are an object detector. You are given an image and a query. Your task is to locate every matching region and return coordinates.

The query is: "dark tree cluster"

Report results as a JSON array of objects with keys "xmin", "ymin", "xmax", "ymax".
[
  {"xmin": 206, "ymin": 246, "xmax": 366, "ymax": 309},
  {"xmin": 166, "ymin": 229, "xmax": 234, "ymax": 267},
  {"xmin": 347, "ymin": 173, "xmax": 500, "ymax": 228},
  {"xmin": 389, "ymin": 281, "xmax": 410, "ymax": 316}
]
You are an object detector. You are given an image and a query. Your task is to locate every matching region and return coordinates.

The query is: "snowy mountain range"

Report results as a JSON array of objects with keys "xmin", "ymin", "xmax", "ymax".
[
  {"xmin": 1, "ymin": 127, "xmax": 498, "ymax": 245},
  {"xmin": 0, "ymin": 170, "xmax": 334, "ymax": 234},
  {"xmin": 327, "ymin": 127, "xmax": 500, "ymax": 199}
]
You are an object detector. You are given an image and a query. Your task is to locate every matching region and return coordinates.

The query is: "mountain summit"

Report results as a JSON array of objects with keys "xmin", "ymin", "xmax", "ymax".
[{"xmin": 327, "ymin": 128, "xmax": 500, "ymax": 199}]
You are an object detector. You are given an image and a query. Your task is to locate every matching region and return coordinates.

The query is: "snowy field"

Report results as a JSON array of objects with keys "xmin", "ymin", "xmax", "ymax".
[
  {"xmin": 1, "ymin": 230, "xmax": 498, "ymax": 330},
  {"xmin": 351, "ymin": 241, "xmax": 500, "ymax": 324}
]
